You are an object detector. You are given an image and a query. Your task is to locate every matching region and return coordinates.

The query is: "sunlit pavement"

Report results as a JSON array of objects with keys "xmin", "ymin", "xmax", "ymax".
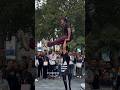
[{"xmin": 35, "ymin": 77, "xmax": 85, "ymax": 90}]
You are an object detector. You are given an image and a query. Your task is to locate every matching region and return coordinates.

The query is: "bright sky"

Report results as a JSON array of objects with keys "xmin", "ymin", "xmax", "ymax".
[{"xmin": 35, "ymin": 0, "xmax": 46, "ymax": 9}]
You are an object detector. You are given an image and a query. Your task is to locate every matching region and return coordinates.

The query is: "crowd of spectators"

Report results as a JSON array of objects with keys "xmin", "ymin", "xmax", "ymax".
[
  {"xmin": 35, "ymin": 50, "xmax": 85, "ymax": 80},
  {"xmin": 0, "ymin": 57, "xmax": 36, "ymax": 90},
  {"xmin": 0, "ymin": 49, "xmax": 85, "ymax": 90}
]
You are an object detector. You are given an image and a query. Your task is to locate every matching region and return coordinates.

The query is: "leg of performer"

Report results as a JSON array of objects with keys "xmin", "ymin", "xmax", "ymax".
[
  {"xmin": 63, "ymin": 39, "xmax": 67, "ymax": 54},
  {"xmin": 68, "ymin": 73, "xmax": 72, "ymax": 90},
  {"xmin": 62, "ymin": 74, "xmax": 68, "ymax": 90},
  {"xmin": 47, "ymin": 36, "xmax": 67, "ymax": 47}
]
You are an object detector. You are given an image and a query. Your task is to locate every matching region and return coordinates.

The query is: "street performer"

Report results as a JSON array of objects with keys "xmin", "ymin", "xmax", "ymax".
[{"xmin": 44, "ymin": 16, "xmax": 73, "ymax": 49}]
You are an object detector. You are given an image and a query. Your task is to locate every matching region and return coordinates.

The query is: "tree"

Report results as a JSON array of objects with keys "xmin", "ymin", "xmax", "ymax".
[{"xmin": 35, "ymin": 0, "xmax": 85, "ymax": 49}]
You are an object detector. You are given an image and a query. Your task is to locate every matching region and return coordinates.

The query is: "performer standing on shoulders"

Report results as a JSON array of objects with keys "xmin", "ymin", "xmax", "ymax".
[{"xmin": 43, "ymin": 17, "xmax": 73, "ymax": 90}]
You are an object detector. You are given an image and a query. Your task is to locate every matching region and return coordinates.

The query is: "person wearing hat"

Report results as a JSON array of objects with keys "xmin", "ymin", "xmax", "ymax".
[{"xmin": 37, "ymin": 49, "xmax": 43, "ymax": 79}]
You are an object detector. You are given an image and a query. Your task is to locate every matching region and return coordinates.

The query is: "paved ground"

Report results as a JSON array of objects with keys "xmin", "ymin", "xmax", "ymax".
[
  {"xmin": 35, "ymin": 78, "xmax": 113, "ymax": 90},
  {"xmin": 35, "ymin": 78, "xmax": 85, "ymax": 90}
]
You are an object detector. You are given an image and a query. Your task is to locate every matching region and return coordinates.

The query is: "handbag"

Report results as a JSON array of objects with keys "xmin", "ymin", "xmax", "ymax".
[
  {"xmin": 76, "ymin": 62, "xmax": 82, "ymax": 68},
  {"xmin": 43, "ymin": 61, "xmax": 48, "ymax": 66},
  {"xmin": 49, "ymin": 60, "xmax": 56, "ymax": 65},
  {"xmin": 69, "ymin": 60, "xmax": 73, "ymax": 65}
]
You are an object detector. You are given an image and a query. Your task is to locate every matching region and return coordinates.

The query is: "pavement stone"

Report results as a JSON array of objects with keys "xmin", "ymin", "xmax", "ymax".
[{"xmin": 35, "ymin": 78, "xmax": 85, "ymax": 90}]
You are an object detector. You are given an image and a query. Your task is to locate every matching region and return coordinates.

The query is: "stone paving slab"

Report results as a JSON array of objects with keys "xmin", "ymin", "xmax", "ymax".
[{"xmin": 35, "ymin": 78, "xmax": 85, "ymax": 90}]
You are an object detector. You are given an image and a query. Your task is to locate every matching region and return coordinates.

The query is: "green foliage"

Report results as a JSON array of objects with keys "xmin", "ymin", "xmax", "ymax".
[{"xmin": 35, "ymin": 0, "xmax": 85, "ymax": 47}]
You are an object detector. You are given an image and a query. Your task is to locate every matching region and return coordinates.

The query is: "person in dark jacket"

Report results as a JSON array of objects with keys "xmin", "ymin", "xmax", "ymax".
[
  {"xmin": 92, "ymin": 73, "xmax": 100, "ymax": 89},
  {"xmin": 43, "ymin": 51, "xmax": 49, "ymax": 79},
  {"xmin": 5, "ymin": 61, "xmax": 20, "ymax": 90},
  {"xmin": 37, "ymin": 52, "xmax": 43, "ymax": 79}
]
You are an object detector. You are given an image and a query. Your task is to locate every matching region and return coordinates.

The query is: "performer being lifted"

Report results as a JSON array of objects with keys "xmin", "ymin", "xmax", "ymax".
[
  {"xmin": 43, "ymin": 16, "xmax": 73, "ymax": 90},
  {"xmin": 44, "ymin": 16, "xmax": 72, "ymax": 49}
]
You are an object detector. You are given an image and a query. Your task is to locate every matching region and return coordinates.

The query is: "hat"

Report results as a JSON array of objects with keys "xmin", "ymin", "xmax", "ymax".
[{"xmin": 37, "ymin": 47, "xmax": 42, "ymax": 52}]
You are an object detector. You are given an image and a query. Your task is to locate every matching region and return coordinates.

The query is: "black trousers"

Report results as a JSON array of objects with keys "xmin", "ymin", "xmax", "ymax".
[
  {"xmin": 115, "ymin": 82, "xmax": 120, "ymax": 90},
  {"xmin": 38, "ymin": 65, "xmax": 43, "ymax": 78},
  {"xmin": 62, "ymin": 66, "xmax": 72, "ymax": 90},
  {"xmin": 62, "ymin": 73, "xmax": 72, "ymax": 90},
  {"xmin": 43, "ymin": 66, "xmax": 48, "ymax": 79}
]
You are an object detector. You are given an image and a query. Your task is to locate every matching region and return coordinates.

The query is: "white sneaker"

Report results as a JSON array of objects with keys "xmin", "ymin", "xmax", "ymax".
[{"xmin": 35, "ymin": 78, "xmax": 39, "ymax": 82}]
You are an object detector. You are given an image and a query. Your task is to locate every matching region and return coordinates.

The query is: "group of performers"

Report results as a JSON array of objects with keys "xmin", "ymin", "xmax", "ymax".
[{"xmin": 43, "ymin": 16, "xmax": 73, "ymax": 90}]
